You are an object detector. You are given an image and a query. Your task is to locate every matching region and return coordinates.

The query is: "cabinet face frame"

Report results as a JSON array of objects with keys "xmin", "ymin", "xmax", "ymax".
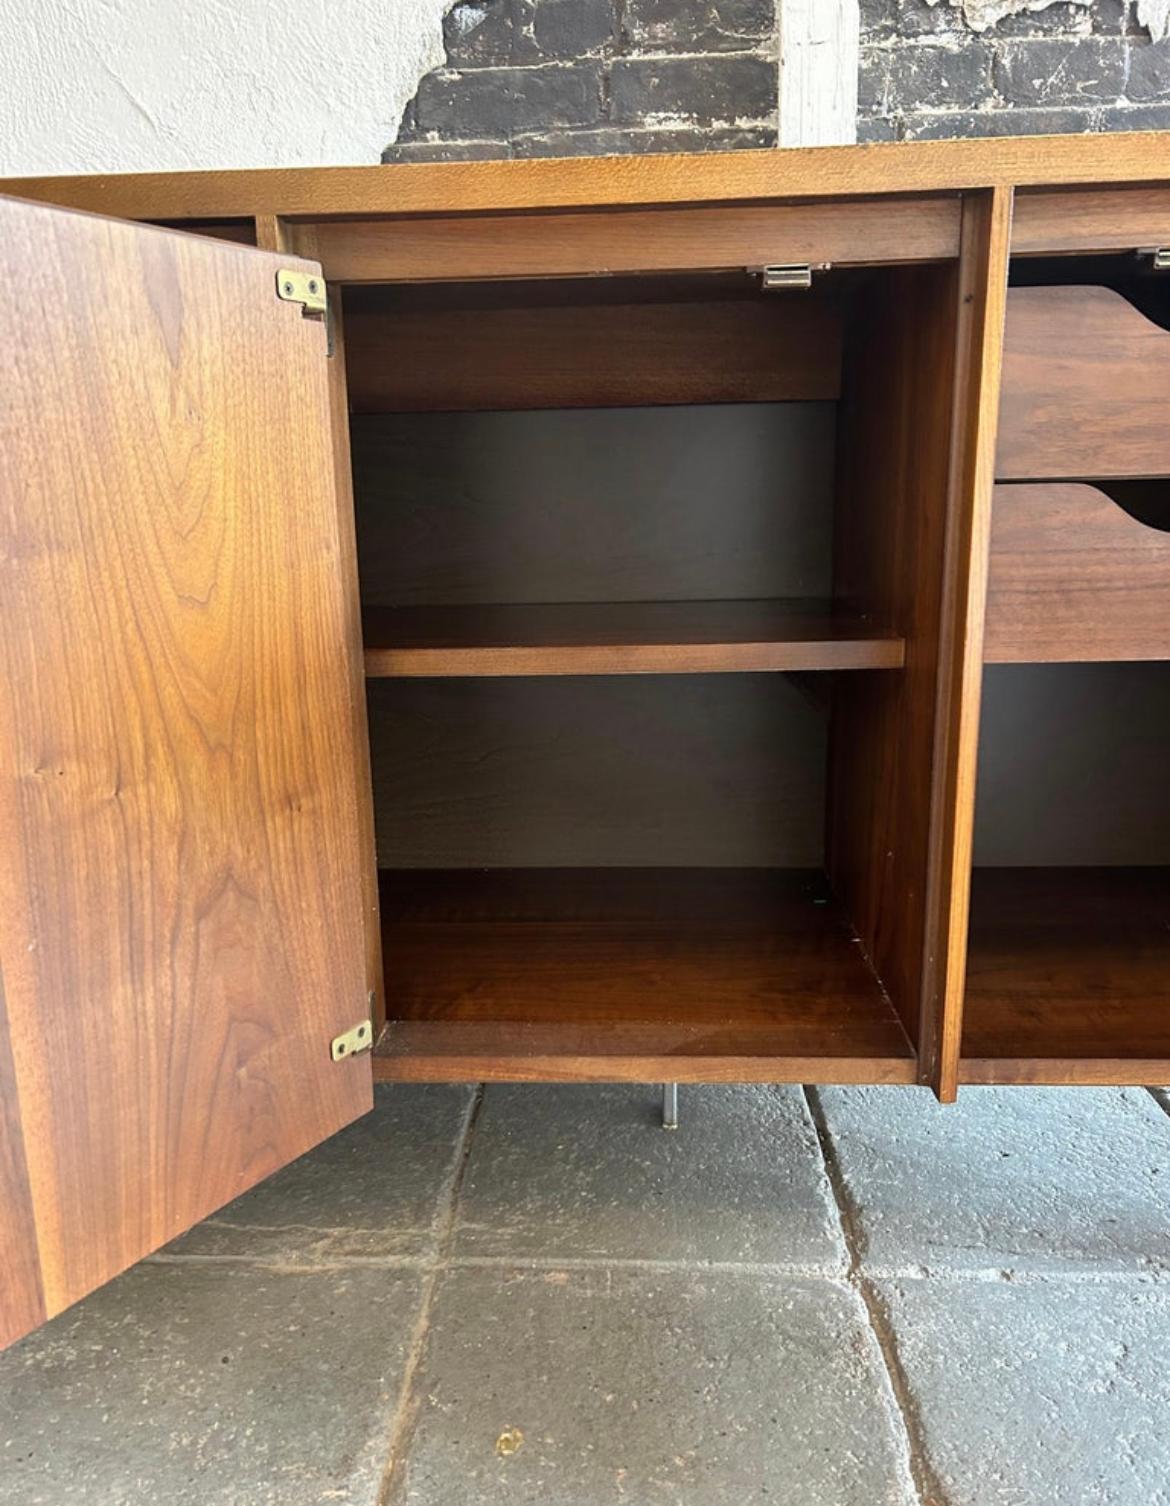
[{"xmin": 0, "ymin": 194, "xmax": 376, "ymax": 1350}]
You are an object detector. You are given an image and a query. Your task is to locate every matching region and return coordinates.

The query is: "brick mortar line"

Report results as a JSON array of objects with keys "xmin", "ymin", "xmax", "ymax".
[
  {"xmin": 432, "ymin": 48, "xmax": 776, "ymax": 72},
  {"xmin": 375, "ymin": 1083, "xmax": 486, "ymax": 1506},
  {"xmin": 803, "ymin": 1085, "xmax": 949, "ymax": 1506}
]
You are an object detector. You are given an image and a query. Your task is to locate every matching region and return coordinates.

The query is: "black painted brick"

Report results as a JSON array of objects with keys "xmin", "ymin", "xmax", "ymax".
[
  {"xmin": 512, "ymin": 123, "xmax": 776, "ymax": 155},
  {"xmin": 382, "ymin": 137, "xmax": 510, "ymax": 162},
  {"xmin": 1127, "ymin": 38, "xmax": 1170, "ymax": 102},
  {"xmin": 884, "ymin": 40, "xmax": 996, "ymax": 111},
  {"xmin": 1098, "ymin": 99, "xmax": 1170, "ymax": 128},
  {"xmin": 858, "ymin": 47, "xmax": 891, "ymax": 114},
  {"xmin": 532, "ymin": 0, "xmax": 616, "ymax": 59},
  {"xmin": 903, "ymin": 104, "xmax": 1099, "ymax": 139},
  {"xmin": 390, "ymin": 0, "xmax": 1170, "ymax": 164},
  {"xmin": 623, "ymin": 0, "xmax": 775, "ymax": 54},
  {"xmin": 992, "ymin": 37, "xmax": 1127, "ymax": 106},
  {"xmin": 856, "ymin": 115, "xmax": 900, "ymax": 142},
  {"xmin": 441, "ymin": 1, "xmax": 538, "ymax": 67},
  {"xmin": 609, "ymin": 52, "xmax": 776, "ymax": 125},
  {"xmin": 411, "ymin": 62, "xmax": 604, "ymax": 136},
  {"xmin": 861, "ymin": 0, "xmax": 963, "ymax": 41},
  {"xmin": 991, "ymin": 3, "xmax": 1095, "ymax": 37}
]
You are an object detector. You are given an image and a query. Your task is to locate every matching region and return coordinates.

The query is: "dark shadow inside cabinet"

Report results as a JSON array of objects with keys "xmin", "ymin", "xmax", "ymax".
[{"xmin": 344, "ymin": 262, "xmax": 962, "ymax": 1082}]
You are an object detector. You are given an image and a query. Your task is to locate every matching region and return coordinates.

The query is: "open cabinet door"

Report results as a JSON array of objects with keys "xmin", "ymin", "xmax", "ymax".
[{"xmin": 0, "ymin": 196, "xmax": 375, "ymax": 1350}]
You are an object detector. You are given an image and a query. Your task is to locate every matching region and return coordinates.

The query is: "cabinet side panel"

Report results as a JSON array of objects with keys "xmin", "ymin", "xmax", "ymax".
[{"xmin": 828, "ymin": 262, "xmax": 959, "ymax": 1051}]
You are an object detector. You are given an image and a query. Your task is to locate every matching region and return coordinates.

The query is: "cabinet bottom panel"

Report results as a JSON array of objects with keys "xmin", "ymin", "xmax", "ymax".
[{"xmin": 372, "ymin": 868, "xmax": 918, "ymax": 1084}]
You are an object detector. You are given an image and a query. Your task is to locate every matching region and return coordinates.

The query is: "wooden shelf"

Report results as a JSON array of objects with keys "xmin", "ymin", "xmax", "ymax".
[
  {"xmin": 961, "ymin": 867, "xmax": 1170, "ymax": 1085},
  {"xmin": 362, "ymin": 601, "xmax": 905, "ymax": 678},
  {"xmin": 372, "ymin": 868, "xmax": 917, "ymax": 1083}
]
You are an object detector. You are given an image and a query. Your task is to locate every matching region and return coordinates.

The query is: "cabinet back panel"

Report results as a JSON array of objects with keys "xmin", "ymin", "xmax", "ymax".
[
  {"xmin": 974, "ymin": 663, "xmax": 1170, "ymax": 866},
  {"xmin": 352, "ymin": 404, "xmax": 836, "ymax": 607},
  {"xmin": 368, "ymin": 675, "xmax": 826, "ymax": 869}
]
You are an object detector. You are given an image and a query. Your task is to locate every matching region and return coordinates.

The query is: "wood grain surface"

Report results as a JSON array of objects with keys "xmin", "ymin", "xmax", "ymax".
[
  {"xmin": 826, "ymin": 256, "xmax": 968, "ymax": 1076},
  {"xmin": 362, "ymin": 601, "xmax": 904, "ymax": 677},
  {"xmin": 373, "ymin": 869, "xmax": 916, "ymax": 1083},
  {"xmin": 1011, "ymin": 185, "xmax": 1170, "ymax": 255},
  {"xmin": 961, "ymin": 867, "xmax": 1170, "ymax": 1083},
  {"xmin": 985, "ymin": 482, "xmax": 1170, "ymax": 662},
  {"xmin": 998, "ymin": 284, "xmax": 1170, "ymax": 481},
  {"xmin": 3, "ymin": 132, "xmax": 1168, "ymax": 221},
  {"xmin": 0, "ymin": 195, "xmax": 372, "ymax": 1349},
  {"xmin": 917, "ymin": 187, "xmax": 1014, "ymax": 1100},
  {"xmin": 303, "ymin": 197, "xmax": 960, "ymax": 283},
  {"xmin": 344, "ymin": 290, "xmax": 843, "ymax": 413}
]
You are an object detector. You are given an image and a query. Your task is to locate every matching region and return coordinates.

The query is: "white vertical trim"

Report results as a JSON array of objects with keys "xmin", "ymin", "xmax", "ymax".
[{"xmin": 778, "ymin": 0, "xmax": 860, "ymax": 147}]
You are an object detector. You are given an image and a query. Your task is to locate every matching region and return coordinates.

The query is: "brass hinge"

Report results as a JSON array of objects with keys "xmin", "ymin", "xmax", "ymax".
[
  {"xmin": 276, "ymin": 268, "xmax": 327, "ymax": 315},
  {"xmin": 331, "ymin": 1019, "xmax": 373, "ymax": 1062},
  {"xmin": 758, "ymin": 263, "xmax": 828, "ymax": 291}
]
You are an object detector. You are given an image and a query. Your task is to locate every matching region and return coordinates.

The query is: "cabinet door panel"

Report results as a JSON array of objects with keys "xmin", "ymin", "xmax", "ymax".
[{"xmin": 0, "ymin": 195, "xmax": 373, "ymax": 1349}]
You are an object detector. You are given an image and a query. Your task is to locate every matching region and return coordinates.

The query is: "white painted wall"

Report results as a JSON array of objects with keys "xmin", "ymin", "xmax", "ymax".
[
  {"xmin": 0, "ymin": 0, "xmax": 453, "ymax": 175},
  {"xmin": 6, "ymin": 0, "xmax": 1157, "ymax": 177}
]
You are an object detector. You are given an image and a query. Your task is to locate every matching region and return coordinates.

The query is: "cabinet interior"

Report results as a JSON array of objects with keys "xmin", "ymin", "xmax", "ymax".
[
  {"xmin": 962, "ymin": 252, "xmax": 1170, "ymax": 1083},
  {"xmin": 344, "ymin": 261, "xmax": 960, "ymax": 1082}
]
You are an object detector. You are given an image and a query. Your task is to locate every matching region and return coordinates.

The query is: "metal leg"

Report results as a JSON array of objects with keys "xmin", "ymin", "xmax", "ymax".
[{"xmin": 662, "ymin": 1082, "xmax": 679, "ymax": 1131}]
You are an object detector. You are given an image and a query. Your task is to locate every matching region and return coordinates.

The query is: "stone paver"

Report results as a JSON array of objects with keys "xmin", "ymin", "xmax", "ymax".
[
  {"xmin": 166, "ymin": 1083, "xmax": 474, "ymax": 1264},
  {"xmin": 0, "ymin": 1261, "xmax": 424, "ymax": 1506},
  {"xmin": 815, "ymin": 1085, "xmax": 1170, "ymax": 1275},
  {"xmin": 451, "ymin": 1082, "xmax": 847, "ymax": 1268},
  {"xmin": 877, "ymin": 1278, "xmax": 1170, "ymax": 1506},
  {"xmin": 4, "ymin": 1083, "xmax": 1169, "ymax": 1505},
  {"xmin": 399, "ymin": 1264, "xmax": 913, "ymax": 1506}
]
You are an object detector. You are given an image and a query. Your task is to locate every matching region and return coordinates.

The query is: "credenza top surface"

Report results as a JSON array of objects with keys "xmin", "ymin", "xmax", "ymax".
[{"xmin": 1, "ymin": 130, "xmax": 1168, "ymax": 222}]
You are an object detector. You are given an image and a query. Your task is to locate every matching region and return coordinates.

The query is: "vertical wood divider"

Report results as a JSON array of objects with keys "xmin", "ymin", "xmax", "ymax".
[
  {"xmin": 253, "ymin": 214, "xmax": 292, "ymax": 253},
  {"xmin": 918, "ymin": 186, "xmax": 1013, "ymax": 1100}
]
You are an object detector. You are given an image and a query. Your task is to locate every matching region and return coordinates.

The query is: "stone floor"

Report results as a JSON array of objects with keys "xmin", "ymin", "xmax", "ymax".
[{"xmin": 3, "ymin": 1081, "xmax": 1170, "ymax": 1506}]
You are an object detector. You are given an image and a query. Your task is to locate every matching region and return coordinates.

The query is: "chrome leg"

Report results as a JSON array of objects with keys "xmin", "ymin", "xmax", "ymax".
[{"xmin": 662, "ymin": 1082, "xmax": 679, "ymax": 1131}]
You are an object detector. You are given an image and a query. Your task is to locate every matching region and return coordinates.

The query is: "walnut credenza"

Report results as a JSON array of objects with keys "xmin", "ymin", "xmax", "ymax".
[{"xmin": 2, "ymin": 133, "xmax": 1169, "ymax": 1347}]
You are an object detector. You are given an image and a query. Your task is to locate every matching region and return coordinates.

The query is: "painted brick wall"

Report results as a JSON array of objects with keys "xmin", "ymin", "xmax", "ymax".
[
  {"xmin": 859, "ymin": 1, "xmax": 1170, "ymax": 141},
  {"xmin": 383, "ymin": 0, "xmax": 780, "ymax": 159},
  {"xmin": 383, "ymin": 0, "xmax": 1170, "ymax": 159}
]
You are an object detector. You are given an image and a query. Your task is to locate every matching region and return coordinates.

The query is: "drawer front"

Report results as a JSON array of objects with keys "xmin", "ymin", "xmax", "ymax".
[
  {"xmin": 1012, "ymin": 186, "xmax": 1170, "ymax": 256},
  {"xmin": 985, "ymin": 482, "xmax": 1170, "ymax": 663},
  {"xmin": 997, "ymin": 285, "xmax": 1170, "ymax": 481}
]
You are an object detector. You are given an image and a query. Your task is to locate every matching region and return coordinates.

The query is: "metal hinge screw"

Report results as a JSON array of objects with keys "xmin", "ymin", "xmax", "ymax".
[{"xmin": 276, "ymin": 268, "xmax": 327, "ymax": 315}]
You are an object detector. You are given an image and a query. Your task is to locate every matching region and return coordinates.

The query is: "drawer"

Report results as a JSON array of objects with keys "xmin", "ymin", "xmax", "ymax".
[
  {"xmin": 1012, "ymin": 186, "xmax": 1170, "ymax": 256},
  {"xmin": 985, "ymin": 482, "xmax": 1170, "ymax": 663},
  {"xmin": 997, "ymin": 286, "xmax": 1170, "ymax": 481}
]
